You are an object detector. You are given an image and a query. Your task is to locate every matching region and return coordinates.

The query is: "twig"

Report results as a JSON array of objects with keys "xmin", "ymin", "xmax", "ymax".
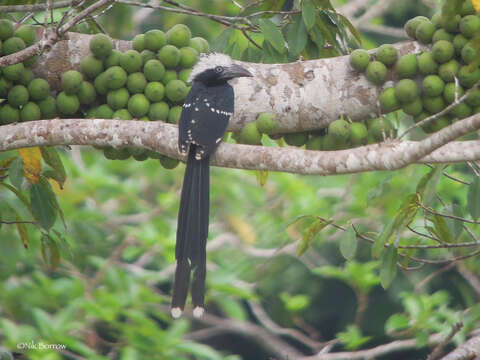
[
  {"xmin": 428, "ymin": 322, "xmax": 464, "ymax": 360},
  {"xmin": 0, "ymin": 0, "xmax": 75, "ymax": 13}
]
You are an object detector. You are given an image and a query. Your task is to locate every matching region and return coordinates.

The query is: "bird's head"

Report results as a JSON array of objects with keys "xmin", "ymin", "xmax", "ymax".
[{"xmin": 189, "ymin": 53, "xmax": 253, "ymax": 85}]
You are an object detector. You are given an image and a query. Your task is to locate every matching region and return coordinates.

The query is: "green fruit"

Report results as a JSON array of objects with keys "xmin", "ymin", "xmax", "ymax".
[
  {"xmin": 414, "ymin": 111, "xmax": 429, "ymax": 123},
  {"xmin": 96, "ymin": 104, "xmax": 114, "ymax": 119},
  {"xmin": 349, "ymin": 122, "xmax": 368, "ymax": 146},
  {"xmin": 422, "ymin": 75, "xmax": 445, "ymax": 97},
  {"xmin": 61, "ymin": 70, "xmax": 83, "ymax": 94},
  {"xmin": 2, "ymin": 37, "xmax": 25, "ymax": 55},
  {"xmin": 37, "ymin": 96, "xmax": 57, "ymax": 119},
  {"xmin": 466, "ymin": 89, "xmax": 480, "ymax": 107},
  {"xmin": 8, "ymin": 85, "xmax": 29, "ymax": 108},
  {"xmin": 78, "ymin": 81, "xmax": 96, "ymax": 105},
  {"xmin": 179, "ymin": 47, "xmax": 199, "ymax": 68},
  {"xmin": 306, "ymin": 136, "xmax": 323, "ymax": 150},
  {"xmin": 120, "ymin": 49, "xmax": 142, "ymax": 73},
  {"xmin": 431, "ymin": 12, "xmax": 442, "ymax": 28},
  {"xmin": 415, "ymin": 20, "xmax": 435, "ymax": 44},
  {"xmin": 104, "ymin": 49, "xmax": 122, "ymax": 68},
  {"xmin": 423, "ymin": 96, "xmax": 445, "ymax": 114},
  {"xmin": 349, "ymin": 49, "xmax": 370, "ymax": 72},
  {"xmin": 165, "ymin": 79, "xmax": 188, "ymax": 103},
  {"xmin": 89, "ymin": 33, "xmax": 113, "ymax": 59},
  {"xmin": 0, "ymin": 19, "xmax": 14, "ymax": 40},
  {"xmin": 28, "ymin": 78, "xmax": 50, "ymax": 101},
  {"xmin": 56, "ymin": 91, "xmax": 80, "ymax": 115},
  {"xmin": 2, "ymin": 63, "xmax": 24, "ymax": 82},
  {"xmin": 112, "ymin": 109, "xmax": 132, "ymax": 120},
  {"xmin": 133, "ymin": 150, "xmax": 149, "ymax": 161},
  {"xmin": 443, "ymin": 82, "xmax": 464, "ymax": 104},
  {"xmin": 107, "ymin": 87, "xmax": 129, "ymax": 110},
  {"xmin": 441, "ymin": 14, "xmax": 460, "ymax": 33},
  {"xmin": 14, "ymin": 25, "xmax": 35, "ymax": 46},
  {"xmin": 256, "ymin": 112, "xmax": 278, "ymax": 134},
  {"xmin": 368, "ymin": 117, "xmax": 393, "ymax": 141},
  {"xmin": 0, "ymin": 77, "xmax": 12, "ymax": 97},
  {"xmin": 284, "ymin": 132, "xmax": 308, "ymax": 147},
  {"xmin": 461, "ymin": 0, "xmax": 476, "ymax": 16},
  {"xmin": 132, "ymin": 34, "xmax": 145, "ymax": 52},
  {"xmin": 365, "ymin": 61, "xmax": 387, "ymax": 85},
  {"xmin": 178, "ymin": 68, "xmax": 191, "ymax": 83},
  {"xmin": 395, "ymin": 79, "xmax": 419, "ymax": 104},
  {"xmin": 167, "ymin": 24, "xmax": 192, "ymax": 48},
  {"xmin": 24, "ymin": 55, "xmax": 38, "ymax": 68},
  {"xmin": 0, "ymin": 104, "xmax": 19, "ymax": 124},
  {"xmin": 432, "ymin": 40, "xmax": 454, "ymax": 63},
  {"xmin": 395, "ymin": 54, "xmax": 418, "ymax": 78},
  {"xmin": 189, "ymin": 37, "xmax": 209, "ymax": 53},
  {"xmin": 143, "ymin": 59, "xmax": 165, "ymax": 81},
  {"xmin": 404, "ymin": 16, "xmax": 429, "ymax": 39},
  {"xmin": 94, "ymin": 72, "xmax": 109, "ymax": 95},
  {"xmin": 144, "ymin": 29, "xmax": 167, "ymax": 51},
  {"xmin": 239, "ymin": 122, "xmax": 262, "ymax": 144},
  {"xmin": 168, "ymin": 105, "xmax": 182, "ymax": 124},
  {"xmin": 17, "ymin": 67, "xmax": 34, "ymax": 86},
  {"xmin": 402, "ymin": 97, "xmax": 423, "ymax": 116},
  {"xmin": 328, "ymin": 119, "xmax": 350, "ymax": 139},
  {"xmin": 450, "ymin": 102, "xmax": 472, "ymax": 119},
  {"xmin": 453, "ymin": 34, "xmax": 468, "ymax": 56},
  {"xmin": 148, "ymin": 101, "xmax": 169, "ymax": 121},
  {"xmin": 161, "ymin": 70, "xmax": 177, "ymax": 85},
  {"xmin": 458, "ymin": 65, "xmax": 480, "ymax": 88},
  {"xmin": 105, "ymin": 66, "xmax": 127, "ymax": 89},
  {"xmin": 432, "ymin": 29, "xmax": 453, "ymax": 42},
  {"xmin": 126, "ymin": 72, "xmax": 147, "ymax": 94},
  {"xmin": 418, "ymin": 52, "xmax": 438, "ymax": 75},
  {"xmin": 379, "ymin": 87, "xmax": 400, "ymax": 113},
  {"xmin": 159, "ymin": 156, "xmax": 179, "ymax": 169},
  {"xmin": 144, "ymin": 82, "xmax": 164, "ymax": 102},
  {"xmin": 20, "ymin": 102, "xmax": 41, "ymax": 122},
  {"xmin": 80, "ymin": 55, "xmax": 103, "ymax": 79},
  {"xmin": 323, "ymin": 133, "xmax": 347, "ymax": 150},
  {"xmin": 461, "ymin": 42, "xmax": 478, "ymax": 64},
  {"xmin": 141, "ymin": 49, "xmax": 156, "ymax": 65},
  {"xmin": 460, "ymin": 15, "xmax": 480, "ymax": 38},
  {"xmin": 438, "ymin": 59, "xmax": 459, "ymax": 82},
  {"xmin": 422, "ymin": 116, "xmax": 450, "ymax": 133},
  {"xmin": 376, "ymin": 44, "xmax": 398, "ymax": 67},
  {"xmin": 157, "ymin": 44, "xmax": 180, "ymax": 69},
  {"xmin": 128, "ymin": 93, "xmax": 150, "ymax": 117}
]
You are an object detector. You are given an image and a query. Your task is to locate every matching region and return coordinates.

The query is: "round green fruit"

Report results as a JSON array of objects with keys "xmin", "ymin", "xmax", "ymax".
[
  {"xmin": 2, "ymin": 63, "xmax": 24, "ymax": 82},
  {"xmin": 458, "ymin": 65, "xmax": 480, "ymax": 88},
  {"xmin": 165, "ymin": 79, "xmax": 188, "ymax": 103},
  {"xmin": 168, "ymin": 105, "xmax": 182, "ymax": 124},
  {"xmin": 422, "ymin": 75, "xmax": 445, "ymax": 97},
  {"xmin": 441, "ymin": 14, "xmax": 460, "ymax": 33},
  {"xmin": 56, "ymin": 91, "xmax": 80, "ymax": 115},
  {"xmin": 432, "ymin": 29, "xmax": 453, "ymax": 42},
  {"xmin": 96, "ymin": 104, "xmax": 114, "ymax": 119},
  {"xmin": 422, "ymin": 116, "xmax": 450, "ymax": 133},
  {"xmin": 0, "ymin": 77, "xmax": 12, "ymax": 97},
  {"xmin": 89, "ymin": 33, "xmax": 113, "ymax": 59},
  {"xmin": 461, "ymin": 42, "xmax": 478, "ymax": 64},
  {"xmin": 8, "ymin": 85, "xmax": 29, "ymax": 108},
  {"xmin": 402, "ymin": 97, "xmax": 423, "ymax": 116},
  {"xmin": 0, "ymin": 104, "xmax": 19, "ymax": 124},
  {"xmin": 141, "ymin": 49, "xmax": 156, "ymax": 65},
  {"xmin": 159, "ymin": 156, "xmax": 179, "ymax": 169},
  {"xmin": 157, "ymin": 44, "xmax": 180, "ymax": 69},
  {"xmin": 132, "ymin": 34, "xmax": 145, "ymax": 52},
  {"xmin": 404, "ymin": 16, "xmax": 429, "ymax": 39},
  {"xmin": 376, "ymin": 44, "xmax": 398, "ymax": 67},
  {"xmin": 148, "ymin": 101, "xmax": 169, "ymax": 121},
  {"xmin": 126, "ymin": 72, "xmax": 147, "ymax": 94},
  {"xmin": 80, "ymin": 55, "xmax": 103, "ymax": 79},
  {"xmin": 395, "ymin": 54, "xmax": 418, "ymax": 78},
  {"xmin": 77, "ymin": 81, "xmax": 96, "ymax": 105},
  {"xmin": 167, "ymin": 24, "xmax": 192, "ymax": 48},
  {"xmin": 453, "ymin": 34, "xmax": 468, "ymax": 55},
  {"xmin": 28, "ymin": 78, "xmax": 50, "ymax": 101},
  {"xmin": 322, "ymin": 133, "xmax": 347, "ymax": 150},
  {"xmin": 37, "ymin": 96, "xmax": 57, "ymax": 119},
  {"xmin": 0, "ymin": 19, "xmax": 14, "ymax": 40},
  {"xmin": 14, "ymin": 25, "xmax": 36, "ymax": 46},
  {"xmin": 104, "ymin": 49, "xmax": 122, "ymax": 68},
  {"xmin": 144, "ymin": 29, "xmax": 167, "ymax": 52},
  {"xmin": 179, "ymin": 47, "xmax": 199, "ymax": 68},
  {"xmin": 189, "ymin": 37, "xmax": 209, "ymax": 53},
  {"xmin": 112, "ymin": 109, "xmax": 132, "ymax": 120},
  {"xmin": 143, "ymin": 59, "xmax": 165, "ymax": 81},
  {"xmin": 20, "ymin": 102, "xmax": 41, "ymax": 122},
  {"xmin": 460, "ymin": 15, "xmax": 480, "ymax": 38},
  {"xmin": 61, "ymin": 70, "xmax": 83, "ymax": 94},
  {"xmin": 128, "ymin": 93, "xmax": 150, "ymax": 118},
  {"xmin": 306, "ymin": 136, "xmax": 323, "ymax": 150},
  {"xmin": 461, "ymin": 0, "xmax": 476, "ymax": 16},
  {"xmin": 349, "ymin": 122, "xmax": 368, "ymax": 146},
  {"xmin": 415, "ymin": 20, "xmax": 435, "ymax": 44},
  {"xmin": 365, "ymin": 61, "xmax": 387, "ymax": 85},
  {"xmin": 418, "ymin": 52, "xmax": 438, "ymax": 75},
  {"xmin": 107, "ymin": 87, "xmax": 129, "ymax": 110},
  {"xmin": 349, "ymin": 49, "xmax": 370, "ymax": 72},
  {"xmin": 422, "ymin": 96, "xmax": 445, "ymax": 114},
  {"xmin": 105, "ymin": 66, "xmax": 127, "ymax": 89},
  {"xmin": 2, "ymin": 37, "xmax": 25, "ymax": 55},
  {"xmin": 239, "ymin": 122, "xmax": 262, "ymax": 145},
  {"xmin": 256, "ymin": 112, "xmax": 278, "ymax": 134},
  {"xmin": 144, "ymin": 82, "xmax": 165, "ymax": 102},
  {"xmin": 178, "ymin": 68, "xmax": 191, "ymax": 83},
  {"xmin": 161, "ymin": 70, "xmax": 177, "ymax": 85},
  {"xmin": 368, "ymin": 117, "xmax": 393, "ymax": 141},
  {"xmin": 94, "ymin": 72, "xmax": 109, "ymax": 95},
  {"xmin": 466, "ymin": 89, "xmax": 480, "ymax": 107},
  {"xmin": 438, "ymin": 59, "xmax": 459, "ymax": 82},
  {"xmin": 120, "ymin": 49, "xmax": 142, "ymax": 73},
  {"xmin": 328, "ymin": 119, "xmax": 350, "ymax": 139},
  {"xmin": 450, "ymin": 102, "xmax": 472, "ymax": 119},
  {"xmin": 379, "ymin": 87, "xmax": 400, "ymax": 113},
  {"xmin": 284, "ymin": 132, "xmax": 308, "ymax": 147},
  {"xmin": 432, "ymin": 40, "xmax": 454, "ymax": 63},
  {"xmin": 17, "ymin": 68, "xmax": 34, "ymax": 86},
  {"xmin": 395, "ymin": 79, "xmax": 419, "ymax": 104},
  {"xmin": 443, "ymin": 82, "xmax": 464, "ymax": 104}
]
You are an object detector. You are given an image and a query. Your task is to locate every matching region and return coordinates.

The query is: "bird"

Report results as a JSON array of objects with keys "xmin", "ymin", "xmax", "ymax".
[{"xmin": 171, "ymin": 53, "xmax": 253, "ymax": 319}]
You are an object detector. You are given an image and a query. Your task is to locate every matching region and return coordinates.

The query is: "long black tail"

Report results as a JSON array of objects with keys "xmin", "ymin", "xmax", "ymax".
[{"xmin": 171, "ymin": 145, "xmax": 210, "ymax": 318}]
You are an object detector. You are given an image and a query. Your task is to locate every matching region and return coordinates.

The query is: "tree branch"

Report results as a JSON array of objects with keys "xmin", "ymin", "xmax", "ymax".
[
  {"xmin": 441, "ymin": 332, "xmax": 480, "ymax": 360},
  {"xmin": 0, "ymin": 1, "xmax": 75, "ymax": 13}
]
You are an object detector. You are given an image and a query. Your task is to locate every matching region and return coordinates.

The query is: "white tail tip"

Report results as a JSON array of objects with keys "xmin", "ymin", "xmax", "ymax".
[
  {"xmin": 171, "ymin": 307, "xmax": 183, "ymax": 319},
  {"xmin": 193, "ymin": 306, "xmax": 205, "ymax": 318}
]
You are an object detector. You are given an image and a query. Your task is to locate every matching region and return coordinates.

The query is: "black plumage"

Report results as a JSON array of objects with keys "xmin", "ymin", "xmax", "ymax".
[{"xmin": 172, "ymin": 55, "xmax": 252, "ymax": 318}]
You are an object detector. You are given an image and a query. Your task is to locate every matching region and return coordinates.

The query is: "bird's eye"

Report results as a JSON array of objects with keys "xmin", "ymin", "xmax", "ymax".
[{"xmin": 214, "ymin": 66, "xmax": 223, "ymax": 73}]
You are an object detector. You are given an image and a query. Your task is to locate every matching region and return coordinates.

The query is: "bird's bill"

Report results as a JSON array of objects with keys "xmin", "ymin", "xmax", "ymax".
[{"xmin": 222, "ymin": 63, "xmax": 253, "ymax": 79}]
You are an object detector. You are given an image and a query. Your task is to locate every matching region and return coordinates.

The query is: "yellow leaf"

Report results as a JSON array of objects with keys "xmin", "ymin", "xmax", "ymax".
[
  {"xmin": 474, "ymin": 0, "xmax": 480, "ymax": 12},
  {"xmin": 18, "ymin": 147, "xmax": 42, "ymax": 184}
]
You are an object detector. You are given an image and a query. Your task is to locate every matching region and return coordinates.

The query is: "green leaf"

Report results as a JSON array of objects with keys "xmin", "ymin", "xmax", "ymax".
[
  {"xmin": 340, "ymin": 225, "xmax": 357, "ymax": 260},
  {"xmin": 175, "ymin": 342, "xmax": 222, "ymax": 360},
  {"xmin": 244, "ymin": 46, "xmax": 262, "ymax": 62},
  {"xmin": 40, "ymin": 147, "xmax": 66, "ymax": 188},
  {"xmin": 258, "ymin": 19, "xmax": 286, "ymax": 54},
  {"xmin": 468, "ymin": 176, "xmax": 480, "ymax": 221},
  {"xmin": 444, "ymin": 204, "xmax": 464, "ymax": 241},
  {"xmin": 262, "ymin": 40, "xmax": 287, "ymax": 63},
  {"xmin": 30, "ymin": 180, "xmax": 57, "ymax": 230},
  {"xmin": 286, "ymin": 14, "xmax": 308, "ymax": 56},
  {"xmin": 380, "ymin": 246, "xmax": 398, "ymax": 289},
  {"xmin": 212, "ymin": 27, "xmax": 234, "ymax": 52},
  {"xmin": 417, "ymin": 166, "xmax": 443, "ymax": 206},
  {"xmin": 215, "ymin": 296, "xmax": 247, "ymax": 321},
  {"xmin": 372, "ymin": 217, "xmax": 395, "ymax": 259},
  {"xmin": 8, "ymin": 157, "xmax": 24, "ymax": 190},
  {"xmin": 255, "ymin": 170, "xmax": 269, "ymax": 187},
  {"xmin": 336, "ymin": 325, "xmax": 372, "ymax": 350},
  {"xmin": 432, "ymin": 214, "xmax": 453, "ymax": 243},
  {"xmin": 309, "ymin": 25, "xmax": 324, "ymax": 51},
  {"xmin": 337, "ymin": 13, "xmax": 362, "ymax": 45},
  {"xmin": 385, "ymin": 313, "xmax": 409, "ymax": 333},
  {"xmin": 41, "ymin": 234, "xmax": 60, "ymax": 270},
  {"xmin": 16, "ymin": 215, "xmax": 29, "ymax": 249},
  {"xmin": 297, "ymin": 218, "xmax": 332, "ymax": 256},
  {"xmin": 302, "ymin": 0, "xmax": 316, "ymax": 31},
  {"xmin": 280, "ymin": 293, "xmax": 311, "ymax": 312}
]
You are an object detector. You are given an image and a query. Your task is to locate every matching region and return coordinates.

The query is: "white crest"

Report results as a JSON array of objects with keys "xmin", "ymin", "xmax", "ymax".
[{"xmin": 188, "ymin": 53, "xmax": 234, "ymax": 83}]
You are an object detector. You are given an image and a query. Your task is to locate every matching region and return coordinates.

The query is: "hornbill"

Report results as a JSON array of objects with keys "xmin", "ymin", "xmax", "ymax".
[{"xmin": 171, "ymin": 53, "xmax": 252, "ymax": 318}]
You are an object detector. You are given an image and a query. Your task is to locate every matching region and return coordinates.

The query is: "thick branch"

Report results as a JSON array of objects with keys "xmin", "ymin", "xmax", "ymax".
[
  {"xmin": 0, "ymin": 116, "xmax": 479, "ymax": 175},
  {"xmin": 0, "ymin": 1, "xmax": 75, "ymax": 13},
  {"xmin": 441, "ymin": 332, "xmax": 480, "ymax": 360}
]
